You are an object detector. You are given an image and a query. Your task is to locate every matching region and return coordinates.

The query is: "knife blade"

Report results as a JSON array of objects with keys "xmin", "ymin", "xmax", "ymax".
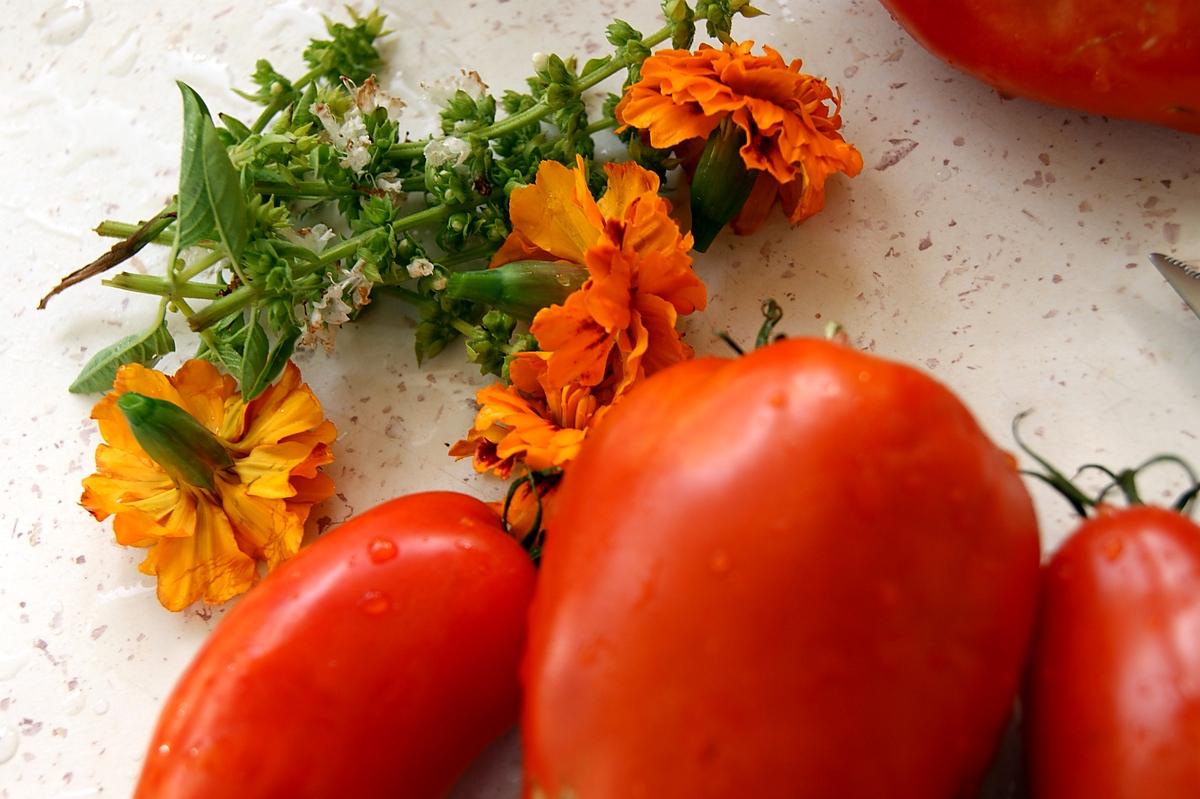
[{"xmin": 1149, "ymin": 252, "xmax": 1200, "ymax": 319}]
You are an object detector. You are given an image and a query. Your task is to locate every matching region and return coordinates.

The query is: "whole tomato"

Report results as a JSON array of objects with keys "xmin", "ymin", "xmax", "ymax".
[
  {"xmin": 134, "ymin": 492, "xmax": 536, "ymax": 799},
  {"xmin": 877, "ymin": 0, "xmax": 1200, "ymax": 133},
  {"xmin": 1025, "ymin": 504, "xmax": 1200, "ymax": 797},
  {"xmin": 523, "ymin": 338, "xmax": 1041, "ymax": 798}
]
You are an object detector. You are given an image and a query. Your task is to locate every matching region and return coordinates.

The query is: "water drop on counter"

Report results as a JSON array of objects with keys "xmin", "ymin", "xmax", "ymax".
[
  {"xmin": 90, "ymin": 697, "xmax": 110, "ymax": 716},
  {"xmin": 63, "ymin": 688, "xmax": 86, "ymax": 716},
  {"xmin": 368, "ymin": 538, "xmax": 397, "ymax": 563},
  {"xmin": 38, "ymin": 0, "xmax": 92, "ymax": 45},
  {"xmin": 0, "ymin": 650, "xmax": 29, "ymax": 681},
  {"xmin": 935, "ymin": 166, "xmax": 953, "ymax": 182},
  {"xmin": 105, "ymin": 30, "xmax": 141, "ymax": 77},
  {"xmin": 0, "ymin": 725, "xmax": 19, "ymax": 765}
]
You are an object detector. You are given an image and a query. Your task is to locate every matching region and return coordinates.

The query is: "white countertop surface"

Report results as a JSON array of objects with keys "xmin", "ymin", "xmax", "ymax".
[{"xmin": 1, "ymin": 0, "xmax": 1198, "ymax": 796}]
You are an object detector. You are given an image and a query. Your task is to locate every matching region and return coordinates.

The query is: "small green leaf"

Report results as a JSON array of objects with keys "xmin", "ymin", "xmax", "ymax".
[
  {"xmin": 201, "ymin": 122, "xmax": 249, "ymax": 261},
  {"xmin": 176, "ymin": 82, "xmax": 216, "ymax": 251},
  {"xmin": 237, "ymin": 318, "xmax": 269, "ymax": 397},
  {"xmin": 243, "ymin": 328, "xmax": 300, "ymax": 401},
  {"xmin": 70, "ymin": 322, "xmax": 175, "ymax": 394},
  {"xmin": 175, "ymin": 83, "xmax": 249, "ymax": 261},
  {"xmin": 219, "ymin": 112, "xmax": 253, "ymax": 142}
]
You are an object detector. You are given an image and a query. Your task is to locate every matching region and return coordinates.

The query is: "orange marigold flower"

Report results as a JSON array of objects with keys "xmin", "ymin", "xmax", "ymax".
[
  {"xmin": 81, "ymin": 360, "xmax": 336, "ymax": 611},
  {"xmin": 615, "ymin": 41, "xmax": 864, "ymax": 233},
  {"xmin": 491, "ymin": 156, "xmax": 707, "ymax": 392},
  {"xmin": 450, "ymin": 351, "xmax": 603, "ymax": 480}
]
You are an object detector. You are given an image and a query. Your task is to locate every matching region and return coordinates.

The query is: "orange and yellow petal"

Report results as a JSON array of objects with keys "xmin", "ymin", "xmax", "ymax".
[
  {"xmin": 138, "ymin": 497, "xmax": 257, "ymax": 612},
  {"xmin": 217, "ymin": 476, "xmax": 305, "ymax": 571},
  {"xmin": 235, "ymin": 363, "xmax": 327, "ymax": 452},
  {"xmin": 499, "ymin": 158, "xmax": 604, "ymax": 267}
]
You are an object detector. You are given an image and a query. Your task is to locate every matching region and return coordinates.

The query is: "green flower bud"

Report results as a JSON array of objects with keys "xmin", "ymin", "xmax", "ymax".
[
  {"xmin": 444, "ymin": 261, "xmax": 587, "ymax": 321},
  {"xmin": 117, "ymin": 393, "xmax": 234, "ymax": 492},
  {"xmin": 689, "ymin": 120, "xmax": 758, "ymax": 252}
]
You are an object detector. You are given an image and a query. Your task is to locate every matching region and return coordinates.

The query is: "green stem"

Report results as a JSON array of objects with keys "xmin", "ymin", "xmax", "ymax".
[
  {"xmin": 104, "ymin": 273, "xmax": 223, "ymax": 299},
  {"xmin": 254, "ymin": 180, "xmax": 358, "ymax": 198},
  {"xmin": 95, "ymin": 218, "xmax": 180, "ymax": 246},
  {"xmin": 586, "ymin": 117, "xmax": 618, "ymax": 135},
  {"xmin": 189, "ymin": 204, "xmax": 458, "ymax": 331},
  {"xmin": 387, "ymin": 25, "xmax": 670, "ymax": 160},
  {"xmin": 179, "ymin": 249, "xmax": 225, "ymax": 281}
]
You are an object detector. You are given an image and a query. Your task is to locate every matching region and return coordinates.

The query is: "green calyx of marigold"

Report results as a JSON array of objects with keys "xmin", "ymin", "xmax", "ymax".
[
  {"xmin": 444, "ymin": 260, "xmax": 589, "ymax": 321},
  {"xmin": 116, "ymin": 392, "xmax": 234, "ymax": 492},
  {"xmin": 689, "ymin": 119, "xmax": 759, "ymax": 252}
]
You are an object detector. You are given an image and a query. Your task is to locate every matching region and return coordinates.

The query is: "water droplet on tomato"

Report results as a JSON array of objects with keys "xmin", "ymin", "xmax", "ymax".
[
  {"xmin": 188, "ymin": 746, "xmax": 200, "ymax": 758},
  {"xmin": 456, "ymin": 539, "xmax": 474, "ymax": 551},
  {"xmin": 1102, "ymin": 537, "xmax": 1124, "ymax": 560},
  {"xmin": 358, "ymin": 591, "xmax": 391, "ymax": 615},
  {"xmin": 157, "ymin": 743, "xmax": 171, "ymax": 756},
  {"xmin": 709, "ymin": 549, "xmax": 731, "ymax": 575},
  {"xmin": 368, "ymin": 538, "xmax": 396, "ymax": 563}
]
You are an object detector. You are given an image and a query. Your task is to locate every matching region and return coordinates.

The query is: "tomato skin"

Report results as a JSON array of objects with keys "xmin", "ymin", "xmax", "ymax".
[
  {"xmin": 134, "ymin": 492, "xmax": 536, "ymax": 799},
  {"xmin": 1026, "ymin": 505, "xmax": 1200, "ymax": 798},
  {"xmin": 877, "ymin": 0, "xmax": 1200, "ymax": 134},
  {"xmin": 523, "ymin": 339, "xmax": 1041, "ymax": 798}
]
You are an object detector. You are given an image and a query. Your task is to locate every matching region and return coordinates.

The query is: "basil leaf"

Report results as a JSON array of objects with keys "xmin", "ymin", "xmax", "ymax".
[
  {"xmin": 243, "ymin": 327, "xmax": 300, "ymax": 401},
  {"xmin": 201, "ymin": 121, "xmax": 249, "ymax": 261},
  {"xmin": 218, "ymin": 112, "xmax": 252, "ymax": 142},
  {"xmin": 195, "ymin": 312, "xmax": 245, "ymax": 373},
  {"xmin": 237, "ymin": 318, "xmax": 270, "ymax": 397},
  {"xmin": 176, "ymin": 82, "xmax": 215, "ymax": 251},
  {"xmin": 69, "ymin": 322, "xmax": 175, "ymax": 394},
  {"xmin": 175, "ymin": 83, "xmax": 249, "ymax": 261}
]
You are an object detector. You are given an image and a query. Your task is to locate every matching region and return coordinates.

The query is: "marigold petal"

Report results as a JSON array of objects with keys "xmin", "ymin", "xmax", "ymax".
[
  {"xmin": 288, "ymin": 473, "xmax": 337, "ymax": 507},
  {"xmin": 634, "ymin": 294, "xmax": 694, "ymax": 376},
  {"xmin": 532, "ymin": 294, "xmax": 613, "ymax": 389},
  {"xmin": 169, "ymin": 359, "xmax": 238, "ymax": 434},
  {"xmin": 139, "ymin": 498, "xmax": 257, "ymax": 612},
  {"xmin": 234, "ymin": 440, "xmax": 318, "ymax": 499},
  {"xmin": 596, "ymin": 160, "xmax": 661, "ymax": 222},
  {"xmin": 580, "ymin": 243, "xmax": 635, "ymax": 333},
  {"xmin": 218, "ymin": 477, "xmax": 304, "ymax": 571},
  {"xmin": 616, "ymin": 88, "xmax": 722, "ymax": 149},
  {"xmin": 504, "ymin": 159, "xmax": 602, "ymax": 265},
  {"xmin": 731, "ymin": 171, "xmax": 783, "ymax": 235},
  {"xmin": 236, "ymin": 364, "xmax": 326, "ymax": 451}
]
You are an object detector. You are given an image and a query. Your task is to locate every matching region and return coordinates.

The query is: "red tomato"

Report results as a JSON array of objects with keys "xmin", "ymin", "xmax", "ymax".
[
  {"xmin": 1025, "ymin": 505, "xmax": 1200, "ymax": 797},
  {"xmin": 134, "ymin": 492, "xmax": 536, "ymax": 799},
  {"xmin": 523, "ymin": 338, "xmax": 1041, "ymax": 798},
  {"xmin": 877, "ymin": 0, "xmax": 1200, "ymax": 134}
]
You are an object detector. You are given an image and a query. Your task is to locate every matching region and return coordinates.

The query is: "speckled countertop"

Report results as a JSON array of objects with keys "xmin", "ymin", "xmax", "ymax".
[{"xmin": 1, "ymin": 0, "xmax": 1197, "ymax": 796}]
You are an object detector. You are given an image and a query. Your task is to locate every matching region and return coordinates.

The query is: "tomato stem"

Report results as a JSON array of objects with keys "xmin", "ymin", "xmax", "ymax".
[
  {"xmin": 1013, "ymin": 412, "xmax": 1200, "ymax": 517},
  {"xmin": 1012, "ymin": 410, "xmax": 1095, "ymax": 517},
  {"xmin": 756, "ymin": 298, "xmax": 784, "ymax": 348}
]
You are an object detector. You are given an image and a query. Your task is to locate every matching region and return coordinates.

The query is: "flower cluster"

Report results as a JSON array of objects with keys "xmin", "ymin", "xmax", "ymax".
[
  {"xmin": 82, "ymin": 360, "xmax": 335, "ymax": 610},
  {"xmin": 76, "ymin": 5, "xmax": 864, "ymax": 607},
  {"xmin": 452, "ymin": 156, "xmax": 705, "ymax": 537},
  {"xmin": 617, "ymin": 41, "xmax": 863, "ymax": 248}
]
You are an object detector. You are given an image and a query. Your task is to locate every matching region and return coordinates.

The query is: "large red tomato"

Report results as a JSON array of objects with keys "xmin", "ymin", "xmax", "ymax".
[
  {"xmin": 134, "ymin": 492, "xmax": 536, "ymax": 799},
  {"xmin": 523, "ymin": 338, "xmax": 1041, "ymax": 798},
  {"xmin": 1025, "ymin": 505, "xmax": 1200, "ymax": 797},
  {"xmin": 877, "ymin": 0, "xmax": 1200, "ymax": 133}
]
